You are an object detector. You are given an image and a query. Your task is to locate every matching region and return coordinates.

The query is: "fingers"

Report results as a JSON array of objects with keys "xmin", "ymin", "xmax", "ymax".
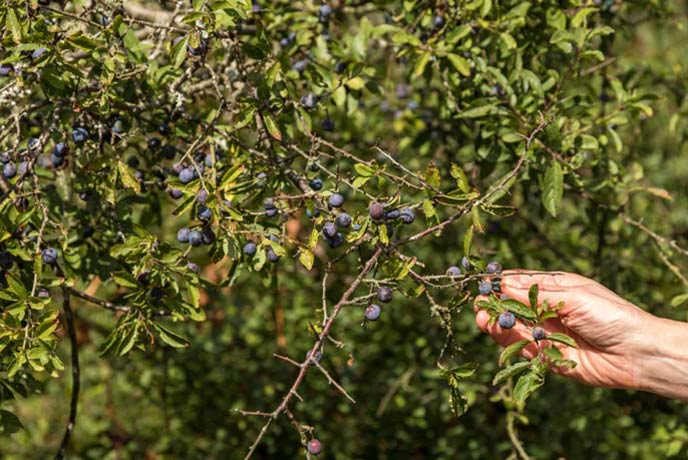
[
  {"xmin": 501, "ymin": 269, "xmax": 579, "ymax": 316},
  {"xmin": 474, "ymin": 296, "xmax": 538, "ymax": 359}
]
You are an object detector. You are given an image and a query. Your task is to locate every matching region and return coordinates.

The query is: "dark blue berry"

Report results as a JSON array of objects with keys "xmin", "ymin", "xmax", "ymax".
[
  {"xmin": 322, "ymin": 117, "xmax": 335, "ymax": 131},
  {"xmin": 179, "ymin": 167, "xmax": 195, "ymax": 184},
  {"xmin": 2, "ymin": 162, "xmax": 16, "ymax": 178},
  {"xmin": 72, "ymin": 127, "xmax": 89, "ymax": 144},
  {"xmin": 50, "ymin": 154, "xmax": 65, "ymax": 168},
  {"xmin": 365, "ymin": 304, "xmax": 381, "ymax": 321},
  {"xmin": 162, "ymin": 145, "xmax": 176, "ymax": 159},
  {"xmin": 309, "ymin": 178, "xmax": 323, "ymax": 190},
  {"xmin": 42, "ymin": 248, "xmax": 58, "ymax": 264},
  {"xmin": 498, "ymin": 311, "xmax": 516, "ymax": 329},
  {"xmin": 243, "ymin": 242, "xmax": 257, "ymax": 256},
  {"xmin": 53, "ymin": 142, "xmax": 68, "ymax": 157},
  {"xmin": 319, "ymin": 5, "xmax": 332, "ymax": 17},
  {"xmin": 461, "ymin": 256, "xmax": 473, "ymax": 271},
  {"xmin": 188, "ymin": 230, "xmax": 203, "ymax": 247},
  {"xmin": 478, "ymin": 280, "xmax": 492, "ymax": 295},
  {"xmin": 265, "ymin": 208, "xmax": 278, "ymax": 218},
  {"xmin": 399, "ymin": 208, "xmax": 415, "ymax": 224},
  {"xmin": 0, "ymin": 64, "xmax": 13, "ymax": 76},
  {"xmin": 0, "ymin": 251, "xmax": 13, "ymax": 270},
  {"xmin": 197, "ymin": 205, "xmax": 212, "ymax": 221},
  {"xmin": 328, "ymin": 193, "xmax": 344, "ymax": 208},
  {"xmin": 267, "ymin": 248, "xmax": 280, "ymax": 263},
  {"xmin": 327, "ymin": 232, "xmax": 344, "ymax": 248},
  {"xmin": 31, "ymin": 47, "xmax": 47, "ymax": 60},
  {"xmin": 322, "ymin": 222, "xmax": 337, "ymax": 239},
  {"xmin": 301, "ymin": 93, "xmax": 318, "ymax": 110},
  {"xmin": 532, "ymin": 326, "xmax": 546, "ymax": 341},
  {"xmin": 336, "ymin": 212, "xmax": 352, "ymax": 228},
  {"xmin": 432, "ymin": 15, "xmax": 446, "ymax": 29},
  {"xmin": 201, "ymin": 227, "xmax": 216, "ymax": 244},
  {"xmin": 169, "ymin": 188, "xmax": 183, "ymax": 199},
  {"xmin": 334, "ymin": 62, "xmax": 347, "ymax": 73},
  {"xmin": 486, "ymin": 261, "xmax": 502, "ymax": 274},
  {"xmin": 148, "ymin": 137, "xmax": 161, "ymax": 151},
  {"xmin": 446, "ymin": 266, "xmax": 461, "ymax": 277},
  {"xmin": 177, "ymin": 227, "xmax": 190, "ymax": 243},
  {"xmin": 384, "ymin": 209, "xmax": 400, "ymax": 220},
  {"xmin": 377, "ymin": 286, "xmax": 393, "ymax": 303}
]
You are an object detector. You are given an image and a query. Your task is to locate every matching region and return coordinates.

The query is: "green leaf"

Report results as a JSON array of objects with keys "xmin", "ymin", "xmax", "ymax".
[
  {"xmin": 450, "ymin": 163, "xmax": 469, "ymax": 192},
  {"xmin": 493, "ymin": 361, "xmax": 530, "ymax": 385},
  {"xmin": 0, "ymin": 409, "xmax": 23, "ymax": 434},
  {"xmin": 501, "ymin": 299, "xmax": 537, "ymax": 321},
  {"xmin": 457, "ymin": 104, "xmax": 496, "ymax": 119},
  {"xmin": 670, "ymin": 293, "xmax": 688, "ymax": 308},
  {"xmin": 6, "ymin": 9, "xmax": 23, "ymax": 43},
  {"xmin": 117, "ymin": 161, "xmax": 141, "ymax": 193},
  {"xmin": 414, "ymin": 52, "xmax": 431, "ymax": 77},
  {"xmin": 299, "ymin": 249, "xmax": 314, "ymax": 271},
  {"xmin": 354, "ymin": 163, "xmax": 376, "ymax": 177},
  {"xmin": 154, "ymin": 323, "xmax": 189, "ymax": 348},
  {"xmin": 513, "ymin": 371, "xmax": 544, "ymax": 405},
  {"xmin": 500, "ymin": 33, "xmax": 517, "ymax": 50},
  {"xmin": 446, "ymin": 54, "xmax": 471, "ymax": 77},
  {"xmin": 528, "ymin": 284, "xmax": 539, "ymax": 309},
  {"xmin": 572, "ymin": 7, "xmax": 597, "ymax": 27},
  {"xmin": 547, "ymin": 333, "xmax": 577, "ymax": 348},
  {"xmin": 542, "ymin": 162, "xmax": 563, "ymax": 217},
  {"xmin": 424, "ymin": 161, "xmax": 441, "ymax": 189},
  {"xmin": 262, "ymin": 114, "xmax": 282, "ymax": 140},
  {"xmin": 499, "ymin": 339, "xmax": 530, "ymax": 365}
]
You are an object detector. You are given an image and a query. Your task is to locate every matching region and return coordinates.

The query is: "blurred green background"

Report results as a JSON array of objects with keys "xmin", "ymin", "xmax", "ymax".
[{"xmin": 2, "ymin": 1, "xmax": 688, "ymax": 459}]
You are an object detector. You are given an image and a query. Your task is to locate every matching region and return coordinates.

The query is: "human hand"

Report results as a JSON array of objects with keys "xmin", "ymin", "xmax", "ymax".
[{"xmin": 474, "ymin": 270, "xmax": 688, "ymax": 397}]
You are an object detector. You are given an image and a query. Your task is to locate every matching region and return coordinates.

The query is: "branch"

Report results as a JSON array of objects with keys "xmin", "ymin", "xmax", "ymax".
[{"xmin": 55, "ymin": 289, "xmax": 80, "ymax": 460}]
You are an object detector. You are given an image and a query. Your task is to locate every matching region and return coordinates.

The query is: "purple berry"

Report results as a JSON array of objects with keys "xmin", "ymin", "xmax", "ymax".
[
  {"xmin": 2, "ymin": 162, "xmax": 17, "ymax": 178},
  {"xmin": 179, "ymin": 167, "xmax": 195, "ymax": 184},
  {"xmin": 301, "ymin": 93, "xmax": 318, "ymax": 109},
  {"xmin": 461, "ymin": 256, "xmax": 473, "ymax": 271},
  {"xmin": 201, "ymin": 227, "xmax": 216, "ymax": 244},
  {"xmin": 71, "ymin": 127, "xmax": 89, "ymax": 144},
  {"xmin": 42, "ymin": 248, "xmax": 58, "ymax": 264},
  {"xmin": 335, "ymin": 212, "xmax": 352, "ymax": 228},
  {"xmin": 307, "ymin": 439, "xmax": 322, "ymax": 456},
  {"xmin": 486, "ymin": 261, "xmax": 502, "ymax": 275},
  {"xmin": 322, "ymin": 222, "xmax": 337, "ymax": 239},
  {"xmin": 309, "ymin": 177, "xmax": 323, "ymax": 191},
  {"xmin": 328, "ymin": 193, "xmax": 344, "ymax": 208},
  {"xmin": 177, "ymin": 227, "xmax": 190, "ymax": 243},
  {"xmin": 267, "ymin": 248, "xmax": 280, "ymax": 263},
  {"xmin": 365, "ymin": 304, "xmax": 381, "ymax": 321},
  {"xmin": 186, "ymin": 262, "xmax": 199, "ymax": 273},
  {"xmin": 478, "ymin": 280, "xmax": 492, "ymax": 295},
  {"xmin": 197, "ymin": 205, "xmax": 212, "ymax": 221},
  {"xmin": 446, "ymin": 266, "xmax": 461, "ymax": 277},
  {"xmin": 369, "ymin": 202, "xmax": 385, "ymax": 219},
  {"xmin": 169, "ymin": 188, "xmax": 183, "ymax": 199},
  {"xmin": 327, "ymin": 232, "xmax": 344, "ymax": 248},
  {"xmin": 498, "ymin": 311, "xmax": 516, "ymax": 329},
  {"xmin": 243, "ymin": 242, "xmax": 257, "ymax": 256},
  {"xmin": 322, "ymin": 117, "xmax": 335, "ymax": 131},
  {"xmin": 0, "ymin": 64, "xmax": 13, "ymax": 76},
  {"xmin": 399, "ymin": 208, "xmax": 415, "ymax": 224},
  {"xmin": 377, "ymin": 286, "xmax": 393, "ymax": 303},
  {"xmin": 188, "ymin": 230, "xmax": 203, "ymax": 247},
  {"xmin": 533, "ymin": 327, "xmax": 546, "ymax": 341}
]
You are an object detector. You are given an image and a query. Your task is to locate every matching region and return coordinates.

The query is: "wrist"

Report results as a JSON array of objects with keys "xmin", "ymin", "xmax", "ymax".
[{"xmin": 634, "ymin": 315, "xmax": 688, "ymax": 400}]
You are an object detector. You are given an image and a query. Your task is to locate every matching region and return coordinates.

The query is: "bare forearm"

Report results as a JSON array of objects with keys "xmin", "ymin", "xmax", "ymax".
[{"xmin": 636, "ymin": 316, "xmax": 688, "ymax": 400}]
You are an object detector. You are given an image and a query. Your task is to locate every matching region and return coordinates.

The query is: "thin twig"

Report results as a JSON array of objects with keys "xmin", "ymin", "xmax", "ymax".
[{"xmin": 55, "ymin": 289, "xmax": 80, "ymax": 460}]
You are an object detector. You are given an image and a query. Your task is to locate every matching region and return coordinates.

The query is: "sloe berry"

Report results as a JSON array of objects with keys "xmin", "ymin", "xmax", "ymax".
[
  {"xmin": 486, "ymin": 261, "xmax": 502, "ymax": 275},
  {"xmin": 148, "ymin": 137, "xmax": 161, "ymax": 151},
  {"xmin": 243, "ymin": 242, "xmax": 257, "ymax": 256},
  {"xmin": 329, "ymin": 193, "xmax": 344, "ymax": 208},
  {"xmin": 187, "ymin": 262, "xmax": 199, "ymax": 273},
  {"xmin": 377, "ymin": 286, "xmax": 393, "ymax": 303},
  {"xmin": 201, "ymin": 227, "xmax": 216, "ymax": 244},
  {"xmin": 2, "ymin": 162, "xmax": 16, "ymax": 178},
  {"xmin": 433, "ymin": 15, "xmax": 446, "ymax": 28},
  {"xmin": 309, "ymin": 178, "xmax": 323, "ymax": 191},
  {"xmin": 42, "ymin": 248, "xmax": 58, "ymax": 264},
  {"xmin": 301, "ymin": 93, "xmax": 318, "ymax": 109},
  {"xmin": 267, "ymin": 248, "xmax": 280, "ymax": 263},
  {"xmin": 498, "ymin": 311, "xmax": 516, "ymax": 329},
  {"xmin": 197, "ymin": 205, "xmax": 212, "ymax": 221},
  {"xmin": 179, "ymin": 167, "xmax": 195, "ymax": 184},
  {"xmin": 169, "ymin": 188, "xmax": 183, "ymax": 199},
  {"xmin": 384, "ymin": 209, "xmax": 400, "ymax": 220},
  {"xmin": 399, "ymin": 208, "xmax": 415, "ymax": 224},
  {"xmin": 461, "ymin": 256, "xmax": 473, "ymax": 271},
  {"xmin": 365, "ymin": 304, "xmax": 381, "ymax": 321},
  {"xmin": 532, "ymin": 326, "xmax": 546, "ymax": 341},
  {"xmin": 322, "ymin": 222, "xmax": 337, "ymax": 239},
  {"xmin": 265, "ymin": 208, "xmax": 278, "ymax": 218},
  {"xmin": 369, "ymin": 202, "xmax": 385, "ymax": 219},
  {"xmin": 188, "ymin": 230, "xmax": 203, "ymax": 247},
  {"xmin": 336, "ymin": 212, "xmax": 352, "ymax": 228},
  {"xmin": 327, "ymin": 232, "xmax": 344, "ymax": 248},
  {"xmin": 72, "ymin": 127, "xmax": 89, "ymax": 144},
  {"xmin": 322, "ymin": 117, "xmax": 335, "ymax": 131},
  {"xmin": 177, "ymin": 227, "xmax": 190, "ymax": 243},
  {"xmin": 446, "ymin": 266, "xmax": 461, "ymax": 277},
  {"xmin": 478, "ymin": 280, "xmax": 492, "ymax": 295},
  {"xmin": 307, "ymin": 439, "xmax": 322, "ymax": 456},
  {"xmin": 0, "ymin": 251, "xmax": 13, "ymax": 270}
]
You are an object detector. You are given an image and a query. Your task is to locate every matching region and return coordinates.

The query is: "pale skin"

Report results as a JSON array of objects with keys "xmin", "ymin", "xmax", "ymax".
[{"xmin": 474, "ymin": 270, "xmax": 688, "ymax": 400}]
